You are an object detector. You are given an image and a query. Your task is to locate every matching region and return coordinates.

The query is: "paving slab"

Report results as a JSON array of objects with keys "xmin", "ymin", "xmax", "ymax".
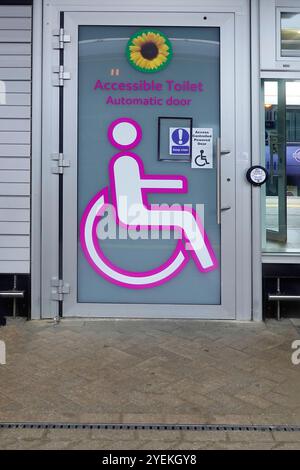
[{"xmin": 0, "ymin": 317, "xmax": 299, "ymax": 449}]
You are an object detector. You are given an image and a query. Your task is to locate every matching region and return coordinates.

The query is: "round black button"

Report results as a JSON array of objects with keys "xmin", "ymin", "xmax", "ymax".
[{"xmin": 246, "ymin": 166, "xmax": 268, "ymax": 186}]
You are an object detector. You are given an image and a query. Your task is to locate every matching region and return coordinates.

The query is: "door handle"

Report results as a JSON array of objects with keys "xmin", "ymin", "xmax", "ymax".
[{"xmin": 216, "ymin": 137, "xmax": 231, "ymax": 224}]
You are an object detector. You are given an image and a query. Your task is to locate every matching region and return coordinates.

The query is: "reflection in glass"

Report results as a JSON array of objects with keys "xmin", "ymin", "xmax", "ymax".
[
  {"xmin": 263, "ymin": 80, "xmax": 300, "ymax": 253},
  {"xmin": 281, "ymin": 12, "xmax": 300, "ymax": 57}
]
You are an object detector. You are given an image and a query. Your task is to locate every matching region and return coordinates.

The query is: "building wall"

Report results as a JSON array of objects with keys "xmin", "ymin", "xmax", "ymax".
[{"xmin": 0, "ymin": 4, "xmax": 31, "ymax": 274}]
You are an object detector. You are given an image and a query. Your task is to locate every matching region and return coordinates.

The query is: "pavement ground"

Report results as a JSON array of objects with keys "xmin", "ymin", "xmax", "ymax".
[{"xmin": 0, "ymin": 317, "xmax": 299, "ymax": 449}]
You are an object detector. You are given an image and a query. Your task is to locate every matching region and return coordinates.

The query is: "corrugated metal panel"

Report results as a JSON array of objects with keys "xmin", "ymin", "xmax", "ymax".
[
  {"xmin": 0, "ymin": 171, "xmax": 30, "ymax": 183},
  {"xmin": 0, "ymin": 260, "xmax": 29, "ymax": 273},
  {"xmin": 0, "ymin": 5, "xmax": 32, "ymax": 273},
  {"xmin": 0, "ymin": 235, "xmax": 29, "ymax": 247},
  {"xmin": 0, "ymin": 196, "xmax": 30, "ymax": 209},
  {"xmin": 0, "ymin": 7, "xmax": 31, "ymax": 18},
  {"xmin": 0, "ymin": 81, "xmax": 31, "ymax": 93},
  {"xmin": 0, "ymin": 247, "xmax": 29, "ymax": 261},
  {"xmin": 0, "ymin": 132, "xmax": 30, "ymax": 144},
  {"xmin": 0, "ymin": 43, "xmax": 31, "ymax": 55},
  {"xmin": 0, "ymin": 106, "xmax": 30, "ymax": 119},
  {"xmin": 0, "ymin": 30, "xmax": 31, "ymax": 43},
  {"xmin": 0, "ymin": 221, "xmax": 29, "ymax": 234},
  {"xmin": 0, "ymin": 119, "xmax": 30, "ymax": 131},
  {"xmin": 0, "ymin": 93, "xmax": 31, "ymax": 106},
  {"xmin": 0, "ymin": 158, "xmax": 30, "ymax": 170},
  {"xmin": 0, "ymin": 18, "xmax": 31, "ymax": 30},
  {"xmin": 0, "ymin": 55, "xmax": 31, "ymax": 67},
  {"xmin": 0, "ymin": 68, "xmax": 31, "ymax": 80},
  {"xmin": 0, "ymin": 209, "xmax": 29, "ymax": 222},
  {"xmin": 0, "ymin": 183, "xmax": 30, "ymax": 196},
  {"xmin": 0, "ymin": 144, "xmax": 30, "ymax": 157}
]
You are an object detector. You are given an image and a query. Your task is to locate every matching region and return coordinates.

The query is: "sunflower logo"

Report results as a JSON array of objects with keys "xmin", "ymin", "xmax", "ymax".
[{"xmin": 126, "ymin": 30, "xmax": 172, "ymax": 73}]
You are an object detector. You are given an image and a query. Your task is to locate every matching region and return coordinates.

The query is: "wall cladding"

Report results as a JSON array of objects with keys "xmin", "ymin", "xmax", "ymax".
[{"xmin": 0, "ymin": 5, "xmax": 31, "ymax": 274}]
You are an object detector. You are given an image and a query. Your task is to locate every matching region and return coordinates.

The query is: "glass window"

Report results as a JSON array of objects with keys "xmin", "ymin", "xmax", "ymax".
[
  {"xmin": 262, "ymin": 80, "xmax": 300, "ymax": 253},
  {"xmin": 280, "ymin": 12, "xmax": 300, "ymax": 57},
  {"xmin": 77, "ymin": 25, "xmax": 221, "ymax": 304}
]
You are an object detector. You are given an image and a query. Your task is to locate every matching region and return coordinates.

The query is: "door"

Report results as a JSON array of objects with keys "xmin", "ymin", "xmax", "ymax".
[
  {"xmin": 264, "ymin": 80, "xmax": 288, "ymax": 243},
  {"xmin": 62, "ymin": 11, "xmax": 235, "ymax": 318}
]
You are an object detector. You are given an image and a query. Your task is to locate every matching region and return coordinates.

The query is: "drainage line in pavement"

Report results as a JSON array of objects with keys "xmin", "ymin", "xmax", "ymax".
[{"xmin": 0, "ymin": 423, "xmax": 300, "ymax": 432}]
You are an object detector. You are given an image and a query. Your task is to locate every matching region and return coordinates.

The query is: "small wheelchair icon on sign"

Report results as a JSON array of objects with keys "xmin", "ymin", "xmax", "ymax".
[{"xmin": 194, "ymin": 150, "xmax": 210, "ymax": 167}]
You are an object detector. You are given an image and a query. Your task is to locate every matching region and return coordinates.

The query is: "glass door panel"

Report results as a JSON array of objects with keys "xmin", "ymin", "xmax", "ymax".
[
  {"xmin": 264, "ymin": 80, "xmax": 287, "ymax": 243},
  {"xmin": 263, "ymin": 79, "xmax": 300, "ymax": 252},
  {"xmin": 77, "ymin": 25, "xmax": 220, "ymax": 305},
  {"xmin": 62, "ymin": 12, "xmax": 236, "ymax": 318}
]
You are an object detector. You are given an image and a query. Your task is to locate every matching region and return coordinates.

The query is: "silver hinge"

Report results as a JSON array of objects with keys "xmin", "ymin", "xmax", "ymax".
[
  {"xmin": 52, "ymin": 65, "xmax": 71, "ymax": 87},
  {"xmin": 51, "ymin": 278, "xmax": 70, "ymax": 302},
  {"xmin": 51, "ymin": 153, "xmax": 70, "ymax": 174},
  {"xmin": 52, "ymin": 28, "xmax": 71, "ymax": 49}
]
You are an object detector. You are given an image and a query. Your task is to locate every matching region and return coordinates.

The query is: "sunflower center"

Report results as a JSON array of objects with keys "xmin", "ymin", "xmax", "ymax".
[{"xmin": 140, "ymin": 41, "xmax": 159, "ymax": 60}]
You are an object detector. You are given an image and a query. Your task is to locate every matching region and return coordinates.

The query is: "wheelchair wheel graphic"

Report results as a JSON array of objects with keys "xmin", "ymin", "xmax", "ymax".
[{"xmin": 80, "ymin": 187, "xmax": 188, "ymax": 289}]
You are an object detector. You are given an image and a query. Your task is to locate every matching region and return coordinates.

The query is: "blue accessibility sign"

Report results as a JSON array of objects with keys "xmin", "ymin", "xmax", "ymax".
[{"xmin": 169, "ymin": 127, "xmax": 191, "ymax": 156}]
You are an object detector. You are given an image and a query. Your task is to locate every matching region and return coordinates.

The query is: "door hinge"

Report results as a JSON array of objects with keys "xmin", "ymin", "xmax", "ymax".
[
  {"xmin": 52, "ymin": 28, "xmax": 71, "ymax": 49},
  {"xmin": 52, "ymin": 65, "xmax": 71, "ymax": 87},
  {"xmin": 51, "ymin": 278, "xmax": 70, "ymax": 302},
  {"xmin": 51, "ymin": 153, "xmax": 70, "ymax": 174}
]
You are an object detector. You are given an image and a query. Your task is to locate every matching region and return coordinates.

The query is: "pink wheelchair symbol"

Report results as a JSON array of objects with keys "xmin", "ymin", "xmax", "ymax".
[{"xmin": 80, "ymin": 118, "xmax": 218, "ymax": 289}]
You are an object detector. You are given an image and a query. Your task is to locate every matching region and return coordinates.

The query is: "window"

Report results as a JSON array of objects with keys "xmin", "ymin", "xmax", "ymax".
[
  {"xmin": 280, "ymin": 11, "xmax": 300, "ymax": 58},
  {"xmin": 262, "ymin": 80, "xmax": 300, "ymax": 253}
]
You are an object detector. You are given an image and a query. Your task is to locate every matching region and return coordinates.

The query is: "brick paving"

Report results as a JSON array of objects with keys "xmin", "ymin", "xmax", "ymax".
[{"xmin": 0, "ymin": 317, "xmax": 299, "ymax": 449}]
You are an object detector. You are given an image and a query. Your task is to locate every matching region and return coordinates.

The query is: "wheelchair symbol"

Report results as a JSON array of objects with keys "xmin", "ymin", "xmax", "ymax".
[
  {"xmin": 195, "ymin": 150, "xmax": 210, "ymax": 167},
  {"xmin": 80, "ymin": 118, "xmax": 218, "ymax": 289}
]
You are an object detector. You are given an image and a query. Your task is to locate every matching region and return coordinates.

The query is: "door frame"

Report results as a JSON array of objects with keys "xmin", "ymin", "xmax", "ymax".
[
  {"xmin": 38, "ymin": 0, "xmax": 252, "ymax": 320},
  {"xmin": 63, "ymin": 11, "xmax": 235, "ymax": 318}
]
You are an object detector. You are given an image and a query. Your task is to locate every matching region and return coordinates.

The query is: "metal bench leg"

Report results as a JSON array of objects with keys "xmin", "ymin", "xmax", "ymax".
[
  {"xmin": 276, "ymin": 277, "xmax": 281, "ymax": 321},
  {"xmin": 12, "ymin": 275, "xmax": 17, "ymax": 318}
]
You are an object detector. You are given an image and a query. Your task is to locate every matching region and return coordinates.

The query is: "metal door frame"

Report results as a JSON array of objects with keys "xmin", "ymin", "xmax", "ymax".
[
  {"xmin": 38, "ymin": 0, "xmax": 252, "ymax": 320},
  {"xmin": 63, "ymin": 11, "xmax": 235, "ymax": 318}
]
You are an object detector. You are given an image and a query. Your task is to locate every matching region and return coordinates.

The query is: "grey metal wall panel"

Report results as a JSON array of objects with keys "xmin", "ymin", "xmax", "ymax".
[
  {"xmin": 0, "ymin": 30, "xmax": 31, "ymax": 43},
  {"xmin": 0, "ymin": 260, "xmax": 29, "ymax": 273},
  {"xmin": 0, "ymin": 55, "xmax": 31, "ymax": 67},
  {"xmin": 0, "ymin": 43, "xmax": 31, "ymax": 55},
  {"xmin": 0, "ymin": 235, "xmax": 29, "ymax": 247},
  {"xmin": 0, "ymin": 81, "xmax": 31, "ymax": 93},
  {"xmin": 0, "ymin": 119, "xmax": 30, "ymax": 131},
  {"xmin": 0, "ymin": 132, "xmax": 30, "ymax": 144},
  {"xmin": 0, "ymin": 5, "xmax": 32, "ymax": 274},
  {"xmin": 0, "ymin": 183, "xmax": 30, "ymax": 196},
  {"xmin": 0, "ymin": 170, "xmax": 30, "ymax": 183},
  {"xmin": 0, "ymin": 67, "xmax": 31, "ymax": 80},
  {"xmin": 0, "ymin": 7, "xmax": 31, "ymax": 18},
  {"xmin": 0, "ymin": 144, "xmax": 30, "ymax": 157},
  {"xmin": 0, "ymin": 158, "xmax": 30, "ymax": 170},
  {"xmin": 0, "ymin": 18, "xmax": 31, "ymax": 30},
  {"xmin": 0, "ymin": 209, "xmax": 29, "ymax": 221},
  {"xmin": 0, "ymin": 221, "xmax": 29, "ymax": 234},
  {"xmin": 0, "ymin": 196, "xmax": 30, "ymax": 208},
  {"xmin": 0, "ymin": 247, "xmax": 30, "ymax": 261},
  {"xmin": 0, "ymin": 106, "xmax": 30, "ymax": 119},
  {"xmin": 1, "ymin": 93, "xmax": 31, "ymax": 106}
]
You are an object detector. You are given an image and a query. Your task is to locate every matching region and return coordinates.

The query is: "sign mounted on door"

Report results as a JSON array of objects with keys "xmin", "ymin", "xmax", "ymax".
[
  {"xmin": 167, "ymin": 126, "xmax": 214, "ymax": 166},
  {"xmin": 191, "ymin": 128, "xmax": 213, "ymax": 169},
  {"xmin": 169, "ymin": 127, "xmax": 191, "ymax": 155}
]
